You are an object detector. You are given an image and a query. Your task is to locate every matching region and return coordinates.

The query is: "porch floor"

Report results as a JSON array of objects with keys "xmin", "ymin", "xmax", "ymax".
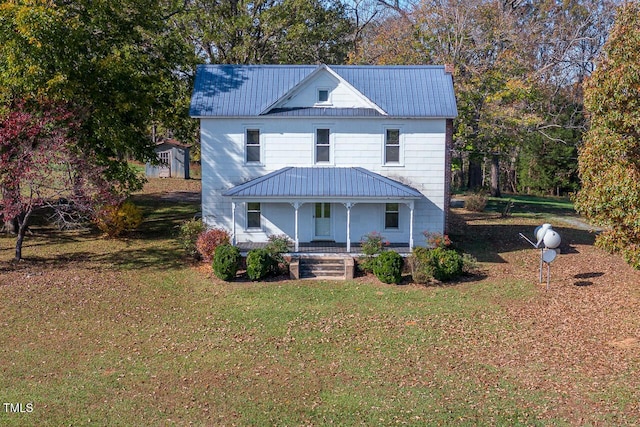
[{"xmin": 236, "ymin": 241, "xmax": 412, "ymax": 255}]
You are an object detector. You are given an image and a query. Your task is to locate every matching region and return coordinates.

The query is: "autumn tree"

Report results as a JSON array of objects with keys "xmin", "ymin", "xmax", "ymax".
[
  {"xmin": 0, "ymin": 100, "xmax": 122, "ymax": 261},
  {"xmin": 574, "ymin": 1, "xmax": 640, "ymax": 268},
  {"xmin": 0, "ymin": 0, "xmax": 195, "ymax": 189}
]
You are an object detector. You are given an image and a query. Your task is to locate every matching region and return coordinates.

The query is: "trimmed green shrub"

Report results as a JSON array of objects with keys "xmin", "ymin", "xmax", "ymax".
[
  {"xmin": 177, "ymin": 218, "xmax": 206, "ymax": 259},
  {"xmin": 410, "ymin": 247, "xmax": 465, "ymax": 283},
  {"xmin": 373, "ymin": 250, "xmax": 404, "ymax": 284},
  {"xmin": 246, "ymin": 248, "xmax": 275, "ymax": 281},
  {"xmin": 213, "ymin": 244, "xmax": 240, "ymax": 281},
  {"xmin": 431, "ymin": 247, "xmax": 464, "ymax": 281}
]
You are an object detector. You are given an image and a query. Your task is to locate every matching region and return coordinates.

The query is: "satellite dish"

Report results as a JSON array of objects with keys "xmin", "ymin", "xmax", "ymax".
[
  {"xmin": 535, "ymin": 224, "xmax": 553, "ymax": 247},
  {"xmin": 542, "ymin": 248, "xmax": 557, "ymax": 263},
  {"xmin": 543, "ymin": 230, "xmax": 561, "ymax": 249}
]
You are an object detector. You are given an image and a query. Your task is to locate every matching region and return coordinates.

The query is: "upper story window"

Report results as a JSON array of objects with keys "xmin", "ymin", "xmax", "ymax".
[
  {"xmin": 317, "ymin": 89, "xmax": 329, "ymax": 103},
  {"xmin": 385, "ymin": 129, "xmax": 400, "ymax": 164},
  {"xmin": 246, "ymin": 129, "xmax": 260, "ymax": 163},
  {"xmin": 316, "ymin": 128, "xmax": 330, "ymax": 163}
]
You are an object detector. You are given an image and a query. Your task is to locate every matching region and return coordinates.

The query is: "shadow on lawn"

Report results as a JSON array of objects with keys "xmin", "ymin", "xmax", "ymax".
[{"xmin": 450, "ymin": 210, "xmax": 598, "ymax": 264}]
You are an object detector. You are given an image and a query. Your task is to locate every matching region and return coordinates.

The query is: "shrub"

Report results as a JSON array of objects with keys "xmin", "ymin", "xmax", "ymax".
[
  {"xmin": 409, "ymin": 247, "xmax": 437, "ymax": 284},
  {"xmin": 409, "ymin": 247, "xmax": 464, "ymax": 283},
  {"xmin": 95, "ymin": 200, "xmax": 143, "ymax": 237},
  {"xmin": 465, "ymin": 192, "xmax": 487, "ymax": 212},
  {"xmin": 177, "ymin": 218, "xmax": 206, "ymax": 259},
  {"xmin": 359, "ymin": 231, "xmax": 388, "ymax": 273},
  {"xmin": 246, "ymin": 248, "xmax": 275, "ymax": 281},
  {"xmin": 430, "ymin": 247, "xmax": 464, "ymax": 281},
  {"xmin": 213, "ymin": 244, "xmax": 240, "ymax": 281},
  {"xmin": 195, "ymin": 227, "xmax": 230, "ymax": 262},
  {"xmin": 423, "ymin": 231, "xmax": 452, "ymax": 248},
  {"xmin": 265, "ymin": 234, "xmax": 292, "ymax": 274},
  {"xmin": 373, "ymin": 250, "xmax": 404, "ymax": 284}
]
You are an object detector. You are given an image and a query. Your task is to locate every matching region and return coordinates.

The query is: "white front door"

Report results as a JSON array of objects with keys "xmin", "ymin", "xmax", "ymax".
[{"xmin": 314, "ymin": 203, "xmax": 332, "ymax": 240}]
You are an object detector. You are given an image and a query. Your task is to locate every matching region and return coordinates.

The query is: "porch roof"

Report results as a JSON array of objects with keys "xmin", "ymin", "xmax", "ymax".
[{"xmin": 222, "ymin": 167, "xmax": 422, "ymax": 200}]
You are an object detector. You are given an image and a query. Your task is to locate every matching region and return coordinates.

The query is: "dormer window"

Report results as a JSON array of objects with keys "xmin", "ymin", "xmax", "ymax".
[{"xmin": 317, "ymin": 89, "xmax": 329, "ymax": 103}]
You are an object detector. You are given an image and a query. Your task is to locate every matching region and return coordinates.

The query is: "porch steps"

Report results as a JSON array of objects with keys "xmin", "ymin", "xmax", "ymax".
[{"xmin": 290, "ymin": 256, "xmax": 355, "ymax": 280}]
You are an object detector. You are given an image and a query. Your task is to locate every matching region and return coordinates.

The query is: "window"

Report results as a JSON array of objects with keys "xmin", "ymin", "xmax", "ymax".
[
  {"xmin": 247, "ymin": 202, "xmax": 261, "ymax": 229},
  {"xmin": 246, "ymin": 129, "xmax": 260, "ymax": 163},
  {"xmin": 316, "ymin": 128, "xmax": 330, "ymax": 163},
  {"xmin": 318, "ymin": 89, "xmax": 329, "ymax": 103},
  {"xmin": 385, "ymin": 203, "xmax": 399, "ymax": 229},
  {"xmin": 385, "ymin": 129, "xmax": 400, "ymax": 164}
]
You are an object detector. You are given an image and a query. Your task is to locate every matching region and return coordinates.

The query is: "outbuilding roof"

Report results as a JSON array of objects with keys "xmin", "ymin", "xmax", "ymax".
[
  {"xmin": 190, "ymin": 64, "xmax": 457, "ymax": 118},
  {"xmin": 222, "ymin": 167, "xmax": 423, "ymax": 199}
]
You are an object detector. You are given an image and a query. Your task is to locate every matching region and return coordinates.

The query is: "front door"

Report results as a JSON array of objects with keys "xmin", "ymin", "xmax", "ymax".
[
  {"xmin": 158, "ymin": 151, "xmax": 171, "ymax": 178},
  {"xmin": 314, "ymin": 203, "xmax": 332, "ymax": 240}
]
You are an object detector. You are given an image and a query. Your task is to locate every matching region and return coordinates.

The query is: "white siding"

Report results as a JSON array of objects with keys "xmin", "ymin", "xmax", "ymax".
[{"xmin": 200, "ymin": 117, "xmax": 447, "ymax": 245}]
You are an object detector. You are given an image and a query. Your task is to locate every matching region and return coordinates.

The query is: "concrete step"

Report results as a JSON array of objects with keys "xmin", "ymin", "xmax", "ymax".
[{"xmin": 290, "ymin": 256, "xmax": 354, "ymax": 280}]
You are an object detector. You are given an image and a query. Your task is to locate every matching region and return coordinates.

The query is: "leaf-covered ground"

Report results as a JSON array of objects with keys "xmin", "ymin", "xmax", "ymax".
[{"xmin": 1, "ymin": 180, "xmax": 639, "ymax": 425}]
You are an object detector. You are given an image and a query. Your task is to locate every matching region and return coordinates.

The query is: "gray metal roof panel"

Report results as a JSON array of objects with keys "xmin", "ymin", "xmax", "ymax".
[
  {"xmin": 222, "ymin": 167, "xmax": 423, "ymax": 199},
  {"xmin": 190, "ymin": 64, "xmax": 457, "ymax": 118}
]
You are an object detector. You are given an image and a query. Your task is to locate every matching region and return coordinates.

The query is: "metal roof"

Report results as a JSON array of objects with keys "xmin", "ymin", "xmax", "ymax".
[
  {"xmin": 190, "ymin": 64, "xmax": 457, "ymax": 118},
  {"xmin": 222, "ymin": 167, "xmax": 423, "ymax": 199}
]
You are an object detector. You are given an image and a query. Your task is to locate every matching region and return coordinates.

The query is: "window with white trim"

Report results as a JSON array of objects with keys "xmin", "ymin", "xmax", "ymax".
[
  {"xmin": 246, "ymin": 129, "xmax": 260, "ymax": 163},
  {"xmin": 385, "ymin": 129, "xmax": 400, "ymax": 164},
  {"xmin": 247, "ymin": 202, "xmax": 261, "ymax": 229},
  {"xmin": 318, "ymin": 89, "xmax": 329, "ymax": 103},
  {"xmin": 316, "ymin": 128, "xmax": 330, "ymax": 163},
  {"xmin": 385, "ymin": 203, "xmax": 399, "ymax": 229}
]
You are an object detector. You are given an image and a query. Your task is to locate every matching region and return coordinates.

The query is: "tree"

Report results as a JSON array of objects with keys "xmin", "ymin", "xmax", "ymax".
[
  {"xmin": 174, "ymin": 0, "xmax": 355, "ymax": 64},
  {"xmin": 574, "ymin": 1, "xmax": 640, "ymax": 268},
  {"xmin": 0, "ymin": 0, "xmax": 195, "ymax": 189},
  {"xmin": 0, "ymin": 99, "xmax": 120, "ymax": 261}
]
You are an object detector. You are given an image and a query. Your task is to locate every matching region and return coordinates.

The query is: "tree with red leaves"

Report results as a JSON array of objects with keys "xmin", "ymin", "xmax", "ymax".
[{"xmin": 0, "ymin": 99, "xmax": 121, "ymax": 261}]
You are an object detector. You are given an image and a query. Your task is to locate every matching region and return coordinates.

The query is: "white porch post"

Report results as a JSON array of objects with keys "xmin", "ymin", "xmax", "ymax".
[
  {"xmin": 292, "ymin": 202, "xmax": 300, "ymax": 252},
  {"xmin": 344, "ymin": 202, "xmax": 353, "ymax": 252},
  {"xmin": 409, "ymin": 201, "xmax": 415, "ymax": 249},
  {"xmin": 231, "ymin": 201, "xmax": 237, "ymax": 245}
]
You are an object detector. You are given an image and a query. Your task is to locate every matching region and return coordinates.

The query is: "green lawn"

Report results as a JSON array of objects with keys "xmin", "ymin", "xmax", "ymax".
[{"xmin": 1, "ymin": 184, "xmax": 639, "ymax": 426}]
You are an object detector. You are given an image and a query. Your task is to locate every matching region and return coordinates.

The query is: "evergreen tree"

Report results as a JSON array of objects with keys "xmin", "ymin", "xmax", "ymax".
[{"xmin": 574, "ymin": 1, "xmax": 640, "ymax": 268}]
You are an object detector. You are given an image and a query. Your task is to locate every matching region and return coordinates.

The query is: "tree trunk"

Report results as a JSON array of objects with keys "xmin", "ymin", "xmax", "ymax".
[
  {"xmin": 14, "ymin": 210, "xmax": 32, "ymax": 262},
  {"xmin": 468, "ymin": 155, "xmax": 483, "ymax": 190},
  {"xmin": 490, "ymin": 154, "xmax": 501, "ymax": 198}
]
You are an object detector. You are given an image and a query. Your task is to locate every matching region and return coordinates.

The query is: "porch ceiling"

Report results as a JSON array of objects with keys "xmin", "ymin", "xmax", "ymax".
[{"xmin": 222, "ymin": 167, "xmax": 423, "ymax": 200}]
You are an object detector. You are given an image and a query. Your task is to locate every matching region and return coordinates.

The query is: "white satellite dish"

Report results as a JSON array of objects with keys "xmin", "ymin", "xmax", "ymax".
[
  {"xmin": 543, "ymin": 230, "xmax": 561, "ymax": 249},
  {"xmin": 542, "ymin": 248, "xmax": 557, "ymax": 263},
  {"xmin": 535, "ymin": 223, "xmax": 553, "ymax": 247}
]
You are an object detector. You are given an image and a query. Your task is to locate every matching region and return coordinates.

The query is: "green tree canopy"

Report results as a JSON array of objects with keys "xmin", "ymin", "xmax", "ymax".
[
  {"xmin": 175, "ymin": 0, "xmax": 355, "ymax": 64},
  {"xmin": 0, "ymin": 0, "xmax": 195, "ymax": 189},
  {"xmin": 574, "ymin": 1, "xmax": 640, "ymax": 268}
]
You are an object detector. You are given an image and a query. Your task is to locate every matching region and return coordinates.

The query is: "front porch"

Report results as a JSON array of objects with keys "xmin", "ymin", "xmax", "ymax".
[{"xmin": 236, "ymin": 241, "xmax": 412, "ymax": 256}]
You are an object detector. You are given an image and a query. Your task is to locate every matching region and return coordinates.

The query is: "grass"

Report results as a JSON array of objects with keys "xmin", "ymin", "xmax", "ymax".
[
  {"xmin": 1, "ymin": 181, "xmax": 639, "ymax": 425},
  {"xmin": 486, "ymin": 193, "xmax": 576, "ymax": 218}
]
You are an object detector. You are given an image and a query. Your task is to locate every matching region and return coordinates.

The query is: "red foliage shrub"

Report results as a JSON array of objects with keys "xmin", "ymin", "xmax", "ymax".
[{"xmin": 195, "ymin": 228, "xmax": 231, "ymax": 262}]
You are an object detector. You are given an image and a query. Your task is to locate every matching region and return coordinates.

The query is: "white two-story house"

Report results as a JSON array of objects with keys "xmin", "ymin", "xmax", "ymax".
[{"xmin": 190, "ymin": 64, "xmax": 457, "ymax": 252}]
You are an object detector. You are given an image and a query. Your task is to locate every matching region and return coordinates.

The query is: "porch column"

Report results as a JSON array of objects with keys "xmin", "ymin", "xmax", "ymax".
[
  {"xmin": 291, "ymin": 202, "xmax": 301, "ymax": 252},
  {"xmin": 231, "ymin": 201, "xmax": 237, "ymax": 245},
  {"xmin": 344, "ymin": 202, "xmax": 353, "ymax": 252},
  {"xmin": 409, "ymin": 201, "xmax": 415, "ymax": 249}
]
